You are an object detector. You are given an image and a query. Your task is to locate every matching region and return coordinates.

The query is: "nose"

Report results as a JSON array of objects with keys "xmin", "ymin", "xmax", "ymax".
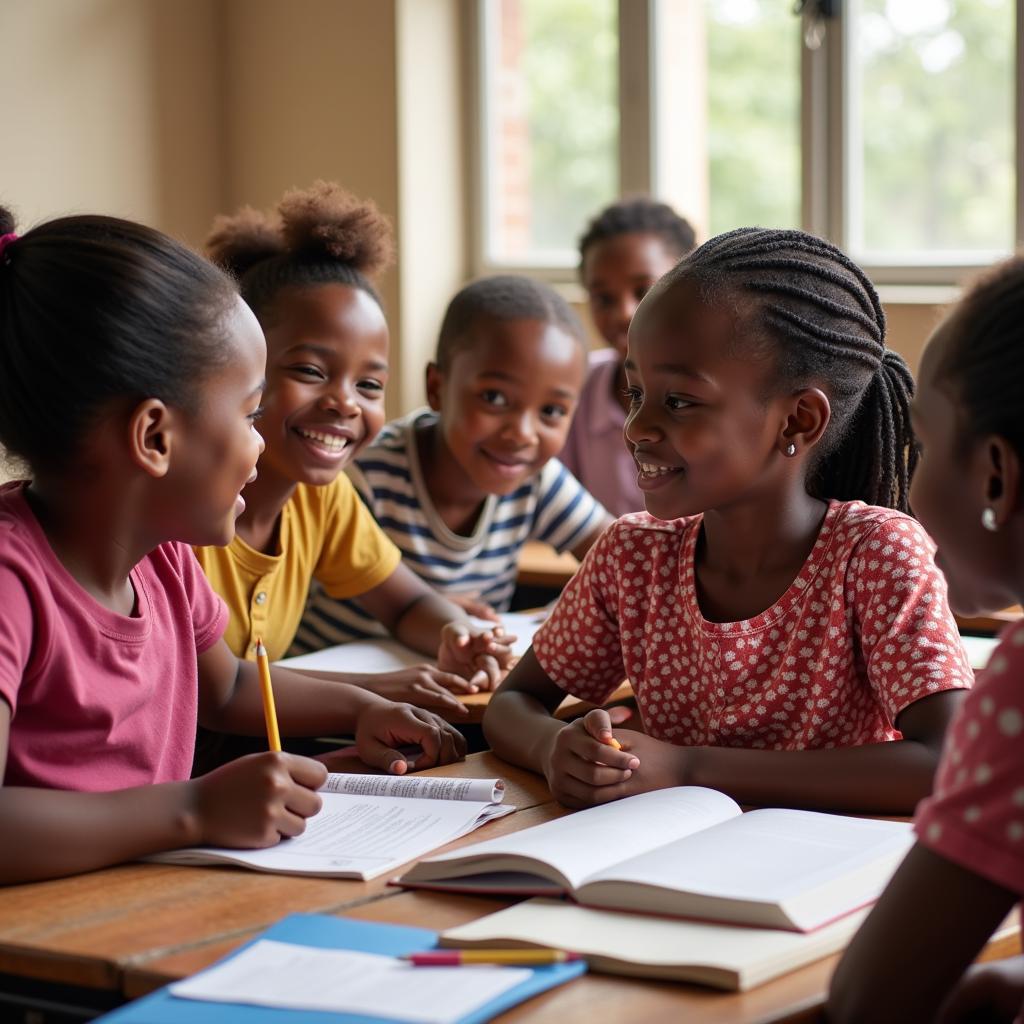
[
  {"xmin": 501, "ymin": 408, "xmax": 538, "ymax": 447},
  {"xmin": 253, "ymin": 426, "xmax": 266, "ymax": 455},
  {"xmin": 623, "ymin": 394, "xmax": 661, "ymax": 447},
  {"xmin": 318, "ymin": 381, "xmax": 360, "ymax": 417}
]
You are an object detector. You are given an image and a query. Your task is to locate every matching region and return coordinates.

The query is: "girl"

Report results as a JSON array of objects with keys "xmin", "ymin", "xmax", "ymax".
[
  {"xmin": 560, "ymin": 197, "xmax": 696, "ymax": 517},
  {"xmin": 293, "ymin": 274, "xmax": 613, "ymax": 646},
  {"xmin": 199, "ymin": 183, "xmax": 513, "ymax": 717},
  {"xmin": 828, "ymin": 255, "xmax": 1024, "ymax": 1024},
  {"xmin": 484, "ymin": 227, "xmax": 971, "ymax": 814},
  {"xmin": 0, "ymin": 206, "xmax": 464, "ymax": 885}
]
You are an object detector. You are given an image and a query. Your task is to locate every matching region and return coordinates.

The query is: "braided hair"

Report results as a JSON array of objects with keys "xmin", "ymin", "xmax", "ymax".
[
  {"xmin": 206, "ymin": 180, "xmax": 393, "ymax": 324},
  {"xmin": 933, "ymin": 253, "xmax": 1024, "ymax": 466},
  {"xmin": 666, "ymin": 227, "xmax": 916, "ymax": 512},
  {"xmin": 578, "ymin": 197, "xmax": 696, "ymax": 271}
]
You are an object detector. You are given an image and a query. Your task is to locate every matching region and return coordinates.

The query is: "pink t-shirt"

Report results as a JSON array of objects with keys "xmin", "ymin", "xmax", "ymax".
[
  {"xmin": 0, "ymin": 482, "xmax": 228, "ymax": 791},
  {"xmin": 533, "ymin": 501, "xmax": 972, "ymax": 749},
  {"xmin": 559, "ymin": 348, "xmax": 644, "ymax": 519},
  {"xmin": 916, "ymin": 621, "xmax": 1024, "ymax": 894}
]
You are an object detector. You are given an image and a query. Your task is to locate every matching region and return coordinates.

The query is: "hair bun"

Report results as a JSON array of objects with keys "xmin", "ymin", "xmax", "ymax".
[
  {"xmin": 277, "ymin": 180, "xmax": 393, "ymax": 279},
  {"xmin": 205, "ymin": 206, "xmax": 285, "ymax": 280}
]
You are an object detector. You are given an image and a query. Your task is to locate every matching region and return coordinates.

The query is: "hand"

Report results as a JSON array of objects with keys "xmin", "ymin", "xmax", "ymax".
[
  {"xmin": 355, "ymin": 702, "xmax": 467, "ymax": 773},
  {"xmin": 437, "ymin": 621, "xmax": 517, "ymax": 691},
  {"xmin": 361, "ymin": 665, "xmax": 477, "ymax": 716},
  {"xmin": 448, "ymin": 592, "xmax": 500, "ymax": 621},
  {"xmin": 543, "ymin": 707, "xmax": 640, "ymax": 809},
  {"xmin": 937, "ymin": 957, "xmax": 1024, "ymax": 1024},
  {"xmin": 189, "ymin": 751, "xmax": 327, "ymax": 848}
]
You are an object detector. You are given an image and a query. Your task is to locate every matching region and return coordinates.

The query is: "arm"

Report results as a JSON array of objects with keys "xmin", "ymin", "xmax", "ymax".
[
  {"xmin": 355, "ymin": 562, "xmax": 514, "ymax": 689},
  {"xmin": 569, "ymin": 514, "xmax": 614, "ymax": 562},
  {"xmin": 827, "ymin": 842, "xmax": 1018, "ymax": 1024},
  {"xmin": 0, "ymin": 697, "xmax": 325, "ymax": 885}
]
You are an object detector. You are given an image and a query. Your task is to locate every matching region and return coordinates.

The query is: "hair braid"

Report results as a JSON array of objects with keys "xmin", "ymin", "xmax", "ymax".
[{"xmin": 669, "ymin": 227, "xmax": 916, "ymax": 512}]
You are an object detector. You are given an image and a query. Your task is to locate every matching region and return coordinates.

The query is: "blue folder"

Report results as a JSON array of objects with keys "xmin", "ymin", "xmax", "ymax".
[{"xmin": 96, "ymin": 912, "xmax": 586, "ymax": 1024}]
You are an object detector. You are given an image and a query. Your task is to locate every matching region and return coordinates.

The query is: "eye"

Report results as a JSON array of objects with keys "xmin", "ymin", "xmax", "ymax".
[
  {"xmin": 541, "ymin": 403, "xmax": 570, "ymax": 421},
  {"xmin": 622, "ymin": 386, "xmax": 642, "ymax": 407},
  {"xmin": 665, "ymin": 395, "xmax": 693, "ymax": 412},
  {"xmin": 480, "ymin": 389, "xmax": 508, "ymax": 408},
  {"xmin": 291, "ymin": 364, "xmax": 326, "ymax": 380},
  {"xmin": 247, "ymin": 405, "xmax": 265, "ymax": 423},
  {"xmin": 590, "ymin": 291, "xmax": 615, "ymax": 310},
  {"xmin": 357, "ymin": 378, "xmax": 385, "ymax": 395}
]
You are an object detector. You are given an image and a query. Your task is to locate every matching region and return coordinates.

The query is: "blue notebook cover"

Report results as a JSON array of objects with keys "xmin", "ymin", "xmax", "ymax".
[{"xmin": 96, "ymin": 912, "xmax": 586, "ymax": 1024}]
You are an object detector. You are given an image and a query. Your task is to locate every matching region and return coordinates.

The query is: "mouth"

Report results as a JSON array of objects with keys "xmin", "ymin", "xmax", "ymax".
[
  {"xmin": 635, "ymin": 458, "xmax": 684, "ymax": 490},
  {"xmin": 294, "ymin": 425, "xmax": 359, "ymax": 462},
  {"xmin": 480, "ymin": 448, "xmax": 535, "ymax": 478}
]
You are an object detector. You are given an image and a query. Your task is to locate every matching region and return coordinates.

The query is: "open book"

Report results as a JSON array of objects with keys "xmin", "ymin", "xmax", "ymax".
[
  {"xmin": 442, "ymin": 899, "xmax": 870, "ymax": 991},
  {"xmin": 153, "ymin": 774, "xmax": 514, "ymax": 880},
  {"xmin": 397, "ymin": 787, "xmax": 913, "ymax": 932}
]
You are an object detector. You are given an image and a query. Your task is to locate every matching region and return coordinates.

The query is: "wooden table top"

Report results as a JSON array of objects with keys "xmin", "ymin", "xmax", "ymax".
[
  {"xmin": 4, "ymin": 751, "xmax": 1019, "ymax": 1024},
  {"xmin": 516, "ymin": 541, "xmax": 580, "ymax": 589}
]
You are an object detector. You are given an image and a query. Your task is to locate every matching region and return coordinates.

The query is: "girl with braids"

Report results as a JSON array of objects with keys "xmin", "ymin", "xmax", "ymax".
[
  {"xmin": 561, "ymin": 197, "xmax": 696, "ymax": 517},
  {"xmin": 829, "ymin": 255, "xmax": 1024, "ymax": 1024},
  {"xmin": 197, "ymin": 183, "xmax": 513, "ymax": 725},
  {"xmin": 0, "ymin": 205, "xmax": 464, "ymax": 885},
  {"xmin": 484, "ymin": 227, "xmax": 971, "ymax": 814}
]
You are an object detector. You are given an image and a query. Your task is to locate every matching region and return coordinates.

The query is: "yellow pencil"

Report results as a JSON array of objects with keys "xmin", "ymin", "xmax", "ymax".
[
  {"xmin": 402, "ymin": 949, "xmax": 583, "ymax": 966},
  {"xmin": 255, "ymin": 637, "xmax": 281, "ymax": 752},
  {"xmin": 604, "ymin": 736, "xmax": 622, "ymax": 751}
]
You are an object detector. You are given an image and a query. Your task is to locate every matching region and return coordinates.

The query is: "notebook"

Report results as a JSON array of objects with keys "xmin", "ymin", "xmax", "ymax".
[
  {"xmin": 442, "ymin": 898, "xmax": 869, "ymax": 991},
  {"xmin": 96, "ymin": 912, "xmax": 586, "ymax": 1024},
  {"xmin": 152, "ymin": 774, "xmax": 514, "ymax": 879},
  {"xmin": 397, "ymin": 787, "xmax": 913, "ymax": 932}
]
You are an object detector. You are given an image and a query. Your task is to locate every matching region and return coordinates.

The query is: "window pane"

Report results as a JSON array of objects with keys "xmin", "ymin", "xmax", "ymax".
[
  {"xmin": 849, "ymin": 0, "xmax": 1014, "ymax": 263},
  {"xmin": 482, "ymin": 0, "xmax": 618, "ymax": 264}
]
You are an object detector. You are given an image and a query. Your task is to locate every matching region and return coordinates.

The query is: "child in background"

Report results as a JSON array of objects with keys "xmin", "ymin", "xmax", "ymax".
[
  {"xmin": 200, "ymin": 184, "xmax": 513, "ymax": 716},
  {"xmin": 484, "ymin": 227, "xmax": 972, "ymax": 815},
  {"xmin": 0, "ymin": 207, "xmax": 464, "ymax": 885},
  {"xmin": 560, "ymin": 197, "xmax": 696, "ymax": 517},
  {"xmin": 293, "ymin": 275, "xmax": 614, "ymax": 648},
  {"xmin": 828, "ymin": 255, "xmax": 1024, "ymax": 1024}
]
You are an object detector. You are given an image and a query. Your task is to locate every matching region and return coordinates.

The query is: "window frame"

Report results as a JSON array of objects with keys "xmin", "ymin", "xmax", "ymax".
[{"xmin": 470, "ymin": 0, "xmax": 1024, "ymax": 288}]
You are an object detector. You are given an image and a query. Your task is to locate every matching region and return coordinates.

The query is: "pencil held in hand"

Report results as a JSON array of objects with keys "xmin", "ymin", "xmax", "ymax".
[{"xmin": 255, "ymin": 637, "xmax": 281, "ymax": 752}]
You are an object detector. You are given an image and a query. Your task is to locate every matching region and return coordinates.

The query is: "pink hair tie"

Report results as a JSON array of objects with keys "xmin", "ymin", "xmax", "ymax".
[{"xmin": 0, "ymin": 232, "xmax": 18, "ymax": 261}]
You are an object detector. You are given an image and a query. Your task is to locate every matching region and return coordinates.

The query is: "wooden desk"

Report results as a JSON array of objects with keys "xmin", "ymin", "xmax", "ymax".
[
  {"xmin": 516, "ymin": 541, "xmax": 579, "ymax": 590},
  {"xmin": 457, "ymin": 679, "xmax": 635, "ymax": 725},
  {"xmin": 956, "ymin": 606, "xmax": 1023, "ymax": 635}
]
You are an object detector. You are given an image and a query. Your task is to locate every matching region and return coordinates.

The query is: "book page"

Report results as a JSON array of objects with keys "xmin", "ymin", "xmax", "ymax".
[
  {"xmin": 154, "ymin": 793, "xmax": 514, "ymax": 879},
  {"xmin": 413, "ymin": 787, "xmax": 741, "ymax": 891},
  {"xmin": 581, "ymin": 808, "xmax": 913, "ymax": 927},
  {"xmin": 322, "ymin": 773, "xmax": 505, "ymax": 804},
  {"xmin": 277, "ymin": 611, "xmax": 543, "ymax": 672},
  {"xmin": 170, "ymin": 939, "xmax": 530, "ymax": 1024}
]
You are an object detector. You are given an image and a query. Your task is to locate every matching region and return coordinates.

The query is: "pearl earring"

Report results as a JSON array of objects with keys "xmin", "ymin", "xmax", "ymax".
[
  {"xmin": 982, "ymin": 507, "xmax": 999, "ymax": 532},
  {"xmin": 785, "ymin": 443, "xmax": 797, "ymax": 457}
]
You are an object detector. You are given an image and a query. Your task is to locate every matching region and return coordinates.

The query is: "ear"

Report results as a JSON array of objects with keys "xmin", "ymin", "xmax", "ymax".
[
  {"xmin": 977, "ymin": 434, "xmax": 1021, "ymax": 529},
  {"xmin": 778, "ymin": 387, "xmax": 831, "ymax": 458},
  {"xmin": 425, "ymin": 362, "xmax": 444, "ymax": 413},
  {"xmin": 127, "ymin": 398, "xmax": 174, "ymax": 479}
]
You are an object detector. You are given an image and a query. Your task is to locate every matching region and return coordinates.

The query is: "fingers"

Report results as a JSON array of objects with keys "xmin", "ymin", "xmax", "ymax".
[
  {"xmin": 357, "ymin": 735, "xmax": 410, "ymax": 775},
  {"xmin": 472, "ymin": 654, "xmax": 503, "ymax": 689},
  {"xmin": 414, "ymin": 683, "xmax": 470, "ymax": 716},
  {"xmin": 583, "ymin": 708, "xmax": 614, "ymax": 743},
  {"xmin": 426, "ymin": 669, "xmax": 480, "ymax": 695},
  {"xmin": 281, "ymin": 752, "xmax": 329, "ymax": 790},
  {"xmin": 565, "ymin": 719, "xmax": 640, "ymax": 771},
  {"xmin": 607, "ymin": 705, "xmax": 634, "ymax": 726}
]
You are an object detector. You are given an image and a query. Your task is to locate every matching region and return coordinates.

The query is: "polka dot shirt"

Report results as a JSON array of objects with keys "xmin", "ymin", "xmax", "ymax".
[
  {"xmin": 533, "ymin": 500, "xmax": 972, "ymax": 750},
  {"xmin": 916, "ymin": 621, "xmax": 1024, "ymax": 895}
]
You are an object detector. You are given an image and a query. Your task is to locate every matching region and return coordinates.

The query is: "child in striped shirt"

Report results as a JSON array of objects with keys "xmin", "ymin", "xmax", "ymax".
[{"xmin": 293, "ymin": 275, "xmax": 613, "ymax": 651}]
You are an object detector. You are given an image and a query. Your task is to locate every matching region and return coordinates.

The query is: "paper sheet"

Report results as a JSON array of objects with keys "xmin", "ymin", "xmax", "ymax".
[
  {"xmin": 169, "ymin": 939, "xmax": 530, "ymax": 1024},
  {"xmin": 961, "ymin": 633, "xmax": 998, "ymax": 670},
  {"xmin": 322, "ymin": 773, "xmax": 505, "ymax": 804}
]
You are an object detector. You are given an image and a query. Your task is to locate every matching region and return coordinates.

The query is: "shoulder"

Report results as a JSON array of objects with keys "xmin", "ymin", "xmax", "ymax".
[
  {"xmin": 828, "ymin": 501, "xmax": 933, "ymax": 558},
  {"xmin": 590, "ymin": 512, "xmax": 695, "ymax": 561},
  {"xmin": 0, "ymin": 484, "xmax": 51, "ymax": 580},
  {"xmin": 353, "ymin": 412, "xmax": 423, "ymax": 482}
]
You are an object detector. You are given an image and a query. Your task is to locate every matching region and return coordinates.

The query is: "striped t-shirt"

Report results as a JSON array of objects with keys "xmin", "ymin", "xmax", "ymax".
[{"xmin": 290, "ymin": 408, "xmax": 608, "ymax": 650}]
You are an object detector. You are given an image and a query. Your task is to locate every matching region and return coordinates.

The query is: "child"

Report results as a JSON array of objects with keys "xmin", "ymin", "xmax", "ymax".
[
  {"xmin": 484, "ymin": 227, "xmax": 972, "ymax": 815},
  {"xmin": 828, "ymin": 255, "xmax": 1024, "ymax": 1024},
  {"xmin": 293, "ymin": 274, "xmax": 614, "ymax": 648},
  {"xmin": 0, "ymin": 206, "xmax": 465, "ymax": 885},
  {"xmin": 560, "ymin": 197, "xmax": 696, "ymax": 517},
  {"xmin": 199, "ymin": 184, "xmax": 513, "ymax": 715}
]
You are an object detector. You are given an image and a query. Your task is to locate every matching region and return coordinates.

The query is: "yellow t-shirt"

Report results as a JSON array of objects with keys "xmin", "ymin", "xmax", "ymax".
[{"xmin": 195, "ymin": 477, "xmax": 401, "ymax": 662}]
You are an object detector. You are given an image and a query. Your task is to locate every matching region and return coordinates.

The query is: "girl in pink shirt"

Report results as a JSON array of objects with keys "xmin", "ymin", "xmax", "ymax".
[
  {"xmin": 829, "ymin": 256, "xmax": 1024, "ymax": 1023},
  {"xmin": 0, "ymin": 206, "xmax": 465, "ymax": 885},
  {"xmin": 485, "ymin": 227, "xmax": 970, "ymax": 814}
]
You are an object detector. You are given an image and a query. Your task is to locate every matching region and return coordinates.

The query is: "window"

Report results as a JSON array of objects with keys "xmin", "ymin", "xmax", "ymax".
[{"xmin": 474, "ymin": 0, "xmax": 1021, "ymax": 284}]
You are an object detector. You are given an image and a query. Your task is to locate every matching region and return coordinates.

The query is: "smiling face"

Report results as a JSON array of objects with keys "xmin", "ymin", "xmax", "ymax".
[
  {"xmin": 623, "ymin": 277, "xmax": 795, "ymax": 521},
  {"xmin": 256, "ymin": 283, "xmax": 389, "ymax": 488},
  {"xmin": 582, "ymin": 232, "xmax": 681, "ymax": 360},
  {"xmin": 909, "ymin": 325, "xmax": 1018, "ymax": 615},
  {"xmin": 165, "ymin": 295, "xmax": 267, "ymax": 546},
  {"xmin": 427, "ymin": 316, "xmax": 585, "ymax": 498}
]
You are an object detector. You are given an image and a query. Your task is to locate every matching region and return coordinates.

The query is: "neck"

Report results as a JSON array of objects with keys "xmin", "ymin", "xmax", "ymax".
[
  {"xmin": 699, "ymin": 481, "xmax": 828, "ymax": 581},
  {"xmin": 27, "ymin": 474, "xmax": 154, "ymax": 610},
  {"xmin": 234, "ymin": 455, "xmax": 297, "ymax": 551}
]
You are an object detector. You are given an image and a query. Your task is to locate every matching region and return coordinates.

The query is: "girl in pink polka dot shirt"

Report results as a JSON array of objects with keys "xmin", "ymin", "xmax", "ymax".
[
  {"xmin": 484, "ymin": 228, "xmax": 971, "ymax": 817},
  {"xmin": 830, "ymin": 256, "xmax": 1024, "ymax": 1023}
]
